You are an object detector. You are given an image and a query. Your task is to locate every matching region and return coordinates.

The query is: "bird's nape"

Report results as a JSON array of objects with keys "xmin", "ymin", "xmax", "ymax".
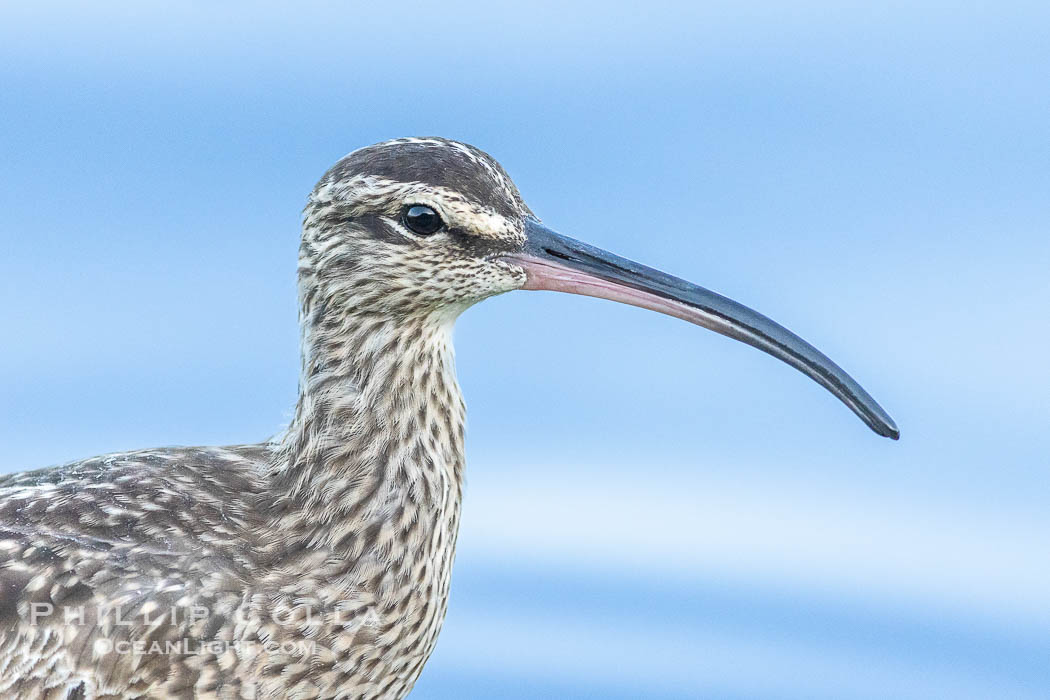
[{"xmin": 501, "ymin": 219, "xmax": 899, "ymax": 439}]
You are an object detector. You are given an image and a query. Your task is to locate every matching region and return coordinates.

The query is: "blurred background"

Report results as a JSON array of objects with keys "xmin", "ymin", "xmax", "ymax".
[{"xmin": 1, "ymin": 2, "xmax": 1048, "ymax": 698}]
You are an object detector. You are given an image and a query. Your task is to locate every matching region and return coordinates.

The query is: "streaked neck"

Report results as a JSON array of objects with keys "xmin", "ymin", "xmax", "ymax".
[{"xmin": 273, "ymin": 306, "xmax": 467, "ymax": 546}]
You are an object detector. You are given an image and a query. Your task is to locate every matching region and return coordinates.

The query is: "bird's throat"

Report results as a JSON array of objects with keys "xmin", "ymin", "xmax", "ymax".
[{"xmin": 272, "ymin": 310, "xmax": 467, "ymax": 556}]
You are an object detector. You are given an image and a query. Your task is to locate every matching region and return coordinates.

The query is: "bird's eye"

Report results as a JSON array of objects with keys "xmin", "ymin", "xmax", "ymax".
[{"xmin": 402, "ymin": 205, "xmax": 444, "ymax": 236}]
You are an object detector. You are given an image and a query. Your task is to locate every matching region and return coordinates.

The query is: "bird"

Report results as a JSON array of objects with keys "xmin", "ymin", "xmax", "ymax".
[{"xmin": 0, "ymin": 137, "xmax": 898, "ymax": 699}]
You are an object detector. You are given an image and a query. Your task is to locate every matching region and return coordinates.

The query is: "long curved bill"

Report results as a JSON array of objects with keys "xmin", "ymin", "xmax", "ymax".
[{"xmin": 503, "ymin": 219, "xmax": 899, "ymax": 439}]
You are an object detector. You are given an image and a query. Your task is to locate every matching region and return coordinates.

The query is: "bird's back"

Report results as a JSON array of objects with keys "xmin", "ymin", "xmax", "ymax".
[{"xmin": 0, "ymin": 445, "xmax": 272, "ymax": 698}]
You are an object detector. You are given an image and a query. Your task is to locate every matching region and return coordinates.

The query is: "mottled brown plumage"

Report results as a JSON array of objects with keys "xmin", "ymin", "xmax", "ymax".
[
  {"xmin": 0, "ymin": 138, "xmax": 533, "ymax": 699},
  {"xmin": 0, "ymin": 137, "xmax": 897, "ymax": 699}
]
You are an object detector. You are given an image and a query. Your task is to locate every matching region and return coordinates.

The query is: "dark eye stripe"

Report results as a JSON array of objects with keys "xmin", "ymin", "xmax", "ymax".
[
  {"xmin": 403, "ymin": 205, "xmax": 444, "ymax": 236},
  {"xmin": 445, "ymin": 228, "xmax": 517, "ymax": 258}
]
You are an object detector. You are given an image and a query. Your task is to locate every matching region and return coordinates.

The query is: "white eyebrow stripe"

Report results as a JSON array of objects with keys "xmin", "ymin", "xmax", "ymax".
[{"xmin": 309, "ymin": 175, "xmax": 524, "ymax": 242}]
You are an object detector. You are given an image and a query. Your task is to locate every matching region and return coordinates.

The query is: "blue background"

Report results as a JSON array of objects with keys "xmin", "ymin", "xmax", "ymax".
[{"xmin": 2, "ymin": 2, "xmax": 1048, "ymax": 698}]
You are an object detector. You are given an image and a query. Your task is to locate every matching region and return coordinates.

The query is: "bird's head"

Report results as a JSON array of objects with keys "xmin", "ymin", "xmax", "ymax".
[
  {"xmin": 300, "ymin": 137, "xmax": 898, "ymax": 439},
  {"xmin": 301, "ymin": 137, "xmax": 531, "ymax": 318}
]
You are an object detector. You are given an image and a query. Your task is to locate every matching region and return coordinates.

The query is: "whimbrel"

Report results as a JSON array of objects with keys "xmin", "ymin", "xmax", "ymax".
[{"xmin": 0, "ymin": 137, "xmax": 897, "ymax": 699}]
